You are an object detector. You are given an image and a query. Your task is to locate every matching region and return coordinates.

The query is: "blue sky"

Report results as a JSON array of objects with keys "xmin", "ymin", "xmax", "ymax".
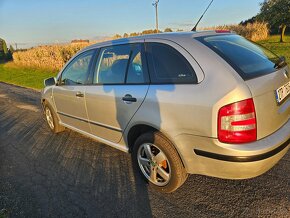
[{"xmin": 0, "ymin": 0, "xmax": 262, "ymax": 48}]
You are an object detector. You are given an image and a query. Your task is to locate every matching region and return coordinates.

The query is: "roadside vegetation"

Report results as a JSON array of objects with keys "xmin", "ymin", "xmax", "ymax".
[
  {"xmin": 201, "ymin": 22, "xmax": 269, "ymax": 41},
  {"xmin": 259, "ymin": 35, "xmax": 290, "ymax": 60},
  {"xmin": 0, "ymin": 34, "xmax": 288, "ymax": 90},
  {"xmin": 0, "ymin": 62, "xmax": 56, "ymax": 90}
]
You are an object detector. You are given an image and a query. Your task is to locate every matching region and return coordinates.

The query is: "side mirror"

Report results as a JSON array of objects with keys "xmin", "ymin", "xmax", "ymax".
[
  {"xmin": 280, "ymin": 56, "xmax": 286, "ymax": 62},
  {"xmin": 44, "ymin": 77, "xmax": 56, "ymax": 87}
]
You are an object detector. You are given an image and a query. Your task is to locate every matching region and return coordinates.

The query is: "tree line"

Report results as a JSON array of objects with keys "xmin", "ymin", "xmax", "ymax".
[{"xmin": 113, "ymin": 28, "xmax": 180, "ymax": 39}]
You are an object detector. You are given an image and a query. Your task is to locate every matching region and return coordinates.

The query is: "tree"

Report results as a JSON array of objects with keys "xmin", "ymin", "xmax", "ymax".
[
  {"xmin": 123, "ymin": 33, "xmax": 129, "ymax": 38},
  {"xmin": 113, "ymin": 34, "xmax": 122, "ymax": 39},
  {"xmin": 257, "ymin": 0, "xmax": 290, "ymax": 42},
  {"xmin": 0, "ymin": 38, "xmax": 9, "ymax": 60},
  {"xmin": 164, "ymin": 28, "xmax": 173, "ymax": 32},
  {"xmin": 9, "ymin": 45, "xmax": 15, "ymax": 53}
]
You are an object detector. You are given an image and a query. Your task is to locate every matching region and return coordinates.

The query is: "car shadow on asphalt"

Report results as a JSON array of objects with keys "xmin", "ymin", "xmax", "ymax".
[{"xmin": 0, "ymin": 99, "xmax": 153, "ymax": 217}]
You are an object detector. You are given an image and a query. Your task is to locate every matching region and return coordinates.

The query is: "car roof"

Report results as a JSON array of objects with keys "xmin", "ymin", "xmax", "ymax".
[{"xmin": 83, "ymin": 30, "xmax": 235, "ymax": 51}]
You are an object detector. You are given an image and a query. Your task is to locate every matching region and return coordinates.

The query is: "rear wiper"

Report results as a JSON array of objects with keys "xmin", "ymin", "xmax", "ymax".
[{"xmin": 274, "ymin": 56, "xmax": 286, "ymax": 69}]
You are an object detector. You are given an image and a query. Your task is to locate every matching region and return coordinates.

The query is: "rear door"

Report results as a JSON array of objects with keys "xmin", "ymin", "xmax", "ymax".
[
  {"xmin": 85, "ymin": 42, "xmax": 149, "ymax": 143},
  {"xmin": 53, "ymin": 50, "xmax": 95, "ymax": 133}
]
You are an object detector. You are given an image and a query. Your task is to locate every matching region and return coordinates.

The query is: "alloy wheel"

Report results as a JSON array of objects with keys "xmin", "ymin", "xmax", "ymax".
[
  {"xmin": 137, "ymin": 143, "xmax": 171, "ymax": 186},
  {"xmin": 45, "ymin": 107, "xmax": 54, "ymax": 130}
]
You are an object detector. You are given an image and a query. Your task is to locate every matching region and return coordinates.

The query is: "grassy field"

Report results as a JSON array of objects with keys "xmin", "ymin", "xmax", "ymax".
[
  {"xmin": 0, "ymin": 35, "xmax": 289, "ymax": 90},
  {"xmin": 0, "ymin": 62, "xmax": 57, "ymax": 90},
  {"xmin": 258, "ymin": 35, "xmax": 290, "ymax": 61}
]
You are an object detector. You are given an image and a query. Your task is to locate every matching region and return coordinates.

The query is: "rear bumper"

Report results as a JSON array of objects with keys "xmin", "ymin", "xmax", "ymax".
[{"xmin": 174, "ymin": 119, "xmax": 290, "ymax": 179}]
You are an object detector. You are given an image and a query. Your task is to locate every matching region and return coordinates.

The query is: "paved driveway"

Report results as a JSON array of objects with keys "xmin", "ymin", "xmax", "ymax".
[{"xmin": 0, "ymin": 82, "xmax": 289, "ymax": 218}]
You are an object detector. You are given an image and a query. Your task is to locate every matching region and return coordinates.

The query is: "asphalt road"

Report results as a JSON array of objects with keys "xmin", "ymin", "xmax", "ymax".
[{"xmin": 0, "ymin": 82, "xmax": 289, "ymax": 218}]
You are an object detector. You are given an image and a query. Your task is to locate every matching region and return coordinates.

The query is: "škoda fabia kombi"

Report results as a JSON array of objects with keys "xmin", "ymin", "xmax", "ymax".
[{"xmin": 42, "ymin": 31, "xmax": 290, "ymax": 193}]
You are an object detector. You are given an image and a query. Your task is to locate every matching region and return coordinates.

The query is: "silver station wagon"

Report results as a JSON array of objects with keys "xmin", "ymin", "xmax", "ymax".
[{"xmin": 42, "ymin": 31, "xmax": 290, "ymax": 193}]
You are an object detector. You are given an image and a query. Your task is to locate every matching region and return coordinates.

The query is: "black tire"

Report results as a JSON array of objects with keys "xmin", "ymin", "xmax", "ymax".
[
  {"xmin": 43, "ymin": 102, "xmax": 65, "ymax": 133},
  {"xmin": 132, "ymin": 131, "xmax": 188, "ymax": 193}
]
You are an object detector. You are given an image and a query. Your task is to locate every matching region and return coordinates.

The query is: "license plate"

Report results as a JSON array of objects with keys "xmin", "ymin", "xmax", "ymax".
[{"xmin": 275, "ymin": 81, "xmax": 290, "ymax": 104}]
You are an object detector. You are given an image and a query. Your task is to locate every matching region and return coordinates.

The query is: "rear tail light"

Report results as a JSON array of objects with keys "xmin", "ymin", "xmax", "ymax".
[{"xmin": 218, "ymin": 98, "xmax": 257, "ymax": 143}]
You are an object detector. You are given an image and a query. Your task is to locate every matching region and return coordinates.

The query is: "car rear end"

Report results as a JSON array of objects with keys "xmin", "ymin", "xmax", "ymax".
[{"xmin": 173, "ymin": 32, "xmax": 290, "ymax": 179}]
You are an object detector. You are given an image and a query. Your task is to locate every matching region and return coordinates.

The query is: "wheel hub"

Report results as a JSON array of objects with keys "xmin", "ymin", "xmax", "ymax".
[{"xmin": 137, "ymin": 143, "xmax": 171, "ymax": 186}]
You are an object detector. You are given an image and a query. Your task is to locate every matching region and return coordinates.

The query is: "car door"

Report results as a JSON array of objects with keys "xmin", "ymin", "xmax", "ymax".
[
  {"xmin": 85, "ymin": 42, "xmax": 149, "ymax": 143},
  {"xmin": 53, "ymin": 49, "xmax": 95, "ymax": 133}
]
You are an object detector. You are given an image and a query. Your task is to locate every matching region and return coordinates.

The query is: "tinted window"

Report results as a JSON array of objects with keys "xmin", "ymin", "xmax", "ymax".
[
  {"xmin": 146, "ymin": 43, "xmax": 197, "ymax": 84},
  {"xmin": 126, "ymin": 44, "xmax": 148, "ymax": 84},
  {"xmin": 197, "ymin": 35, "xmax": 281, "ymax": 80},
  {"xmin": 94, "ymin": 45, "xmax": 130, "ymax": 84},
  {"xmin": 61, "ymin": 50, "xmax": 94, "ymax": 85}
]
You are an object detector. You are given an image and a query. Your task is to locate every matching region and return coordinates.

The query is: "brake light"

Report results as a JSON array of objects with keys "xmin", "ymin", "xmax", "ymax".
[
  {"xmin": 215, "ymin": 30, "xmax": 231, "ymax": 33},
  {"xmin": 218, "ymin": 99, "xmax": 257, "ymax": 143}
]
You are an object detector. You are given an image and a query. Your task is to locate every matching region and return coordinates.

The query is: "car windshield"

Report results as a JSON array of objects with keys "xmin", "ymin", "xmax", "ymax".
[{"xmin": 197, "ymin": 34, "xmax": 282, "ymax": 80}]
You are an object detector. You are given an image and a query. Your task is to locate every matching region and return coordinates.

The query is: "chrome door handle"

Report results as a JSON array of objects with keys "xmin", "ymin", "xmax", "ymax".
[
  {"xmin": 76, "ymin": 92, "xmax": 84, "ymax": 97},
  {"xmin": 122, "ymin": 94, "xmax": 137, "ymax": 103}
]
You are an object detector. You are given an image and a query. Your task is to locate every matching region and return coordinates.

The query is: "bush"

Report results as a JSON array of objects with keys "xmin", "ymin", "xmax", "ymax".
[{"xmin": 201, "ymin": 22, "xmax": 269, "ymax": 41}]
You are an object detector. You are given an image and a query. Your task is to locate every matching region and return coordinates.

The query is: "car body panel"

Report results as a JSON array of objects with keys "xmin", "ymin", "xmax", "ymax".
[
  {"xmin": 174, "ymin": 119, "xmax": 290, "ymax": 178},
  {"xmin": 245, "ymin": 66, "xmax": 290, "ymax": 139},
  {"xmin": 85, "ymin": 84, "xmax": 149, "ymax": 143},
  {"xmin": 41, "ymin": 31, "xmax": 290, "ymax": 180},
  {"xmin": 53, "ymin": 85, "xmax": 90, "ymax": 133}
]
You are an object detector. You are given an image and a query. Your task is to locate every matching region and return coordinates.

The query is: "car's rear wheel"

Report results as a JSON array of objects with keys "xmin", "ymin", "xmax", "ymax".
[
  {"xmin": 132, "ymin": 132, "xmax": 188, "ymax": 193},
  {"xmin": 44, "ymin": 103, "xmax": 65, "ymax": 133}
]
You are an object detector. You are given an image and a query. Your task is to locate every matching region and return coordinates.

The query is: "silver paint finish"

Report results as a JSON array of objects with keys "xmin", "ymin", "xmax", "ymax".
[
  {"xmin": 85, "ymin": 84, "xmax": 149, "ymax": 143},
  {"xmin": 42, "ymin": 31, "xmax": 290, "ymax": 180},
  {"xmin": 53, "ymin": 86, "xmax": 90, "ymax": 133}
]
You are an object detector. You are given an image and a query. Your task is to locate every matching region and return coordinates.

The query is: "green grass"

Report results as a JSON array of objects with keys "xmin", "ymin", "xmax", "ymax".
[
  {"xmin": 0, "ymin": 62, "xmax": 57, "ymax": 90},
  {"xmin": 258, "ymin": 35, "xmax": 290, "ymax": 61},
  {"xmin": 0, "ymin": 35, "xmax": 289, "ymax": 90}
]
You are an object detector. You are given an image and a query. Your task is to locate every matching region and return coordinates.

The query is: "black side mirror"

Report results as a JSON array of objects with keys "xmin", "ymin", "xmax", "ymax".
[
  {"xmin": 275, "ymin": 56, "xmax": 287, "ymax": 69},
  {"xmin": 44, "ymin": 77, "xmax": 56, "ymax": 87},
  {"xmin": 280, "ymin": 56, "xmax": 286, "ymax": 62}
]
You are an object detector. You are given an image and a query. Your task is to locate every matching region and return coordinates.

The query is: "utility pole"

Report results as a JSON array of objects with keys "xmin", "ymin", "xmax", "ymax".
[{"xmin": 152, "ymin": 0, "xmax": 159, "ymax": 32}]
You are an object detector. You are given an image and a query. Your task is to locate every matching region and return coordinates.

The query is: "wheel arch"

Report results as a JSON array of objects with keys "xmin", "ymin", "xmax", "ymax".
[{"xmin": 126, "ymin": 124, "xmax": 186, "ymax": 168}]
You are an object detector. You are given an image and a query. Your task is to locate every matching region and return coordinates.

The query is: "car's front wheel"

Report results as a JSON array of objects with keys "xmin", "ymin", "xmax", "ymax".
[
  {"xmin": 44, "ymin": 102, "xmax": 65, "ymax": 133},
  {"xmin": 132, "ymin": 132, "xmax": 188, "ymax": 193}
]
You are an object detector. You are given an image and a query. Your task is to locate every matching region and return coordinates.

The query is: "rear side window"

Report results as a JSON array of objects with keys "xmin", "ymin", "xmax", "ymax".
[
  {"xmin": 126, "ymin": 44, "xmax": 149, "ymax": 84},
  {"xmin": 197, "ymin": 35, "xmax": 281, "ymax": 80},
  {"xmin": 146, "ymin": 43, "xmax": 197, "ymax": 84},
  {"xmin": 94, "ymin": 45, "xmax": 130, "ymax": 84}
]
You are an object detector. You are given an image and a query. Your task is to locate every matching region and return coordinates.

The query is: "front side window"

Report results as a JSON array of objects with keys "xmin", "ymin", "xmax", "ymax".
[
  {"xmin": 146, "ymin": 43, "xmax": 197, "ymax": 84},
  {"xmin": 60, "ymin": 50, "xmax": 94, "ymax": 85}
]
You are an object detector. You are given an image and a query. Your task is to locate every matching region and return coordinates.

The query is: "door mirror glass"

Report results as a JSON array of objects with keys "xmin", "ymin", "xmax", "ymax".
[{"xmin": 44, "ymin": 77, "xmax": 56, "ymax": 87}]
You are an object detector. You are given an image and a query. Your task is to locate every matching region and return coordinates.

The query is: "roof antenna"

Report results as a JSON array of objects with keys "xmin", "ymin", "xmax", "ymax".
[{"xmin": 192, "ymin": 0, "xmax": 214, "ymax": 31}]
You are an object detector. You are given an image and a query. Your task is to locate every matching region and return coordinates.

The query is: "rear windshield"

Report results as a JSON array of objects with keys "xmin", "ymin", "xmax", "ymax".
[{"xmin": 197, "ymin": 34, "xmax": 282, "ymax": 80}]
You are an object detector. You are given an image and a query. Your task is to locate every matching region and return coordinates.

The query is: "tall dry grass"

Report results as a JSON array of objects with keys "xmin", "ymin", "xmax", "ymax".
[
  {"xmin": 12, "ymin": 23, "xmax": 268, "ymax": 71},
  {"xmin": 201, "ymin": 22, "xmax": 269, "ymax": 41},
  {"xmin": 12, "ymin": 42, "xmax": 92, "ymax": 71}
]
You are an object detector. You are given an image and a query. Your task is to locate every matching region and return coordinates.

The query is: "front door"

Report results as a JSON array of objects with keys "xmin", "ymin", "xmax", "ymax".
[{"xmin": 53, "ymin": 50, "xmax": 95, "ymax": 133}]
